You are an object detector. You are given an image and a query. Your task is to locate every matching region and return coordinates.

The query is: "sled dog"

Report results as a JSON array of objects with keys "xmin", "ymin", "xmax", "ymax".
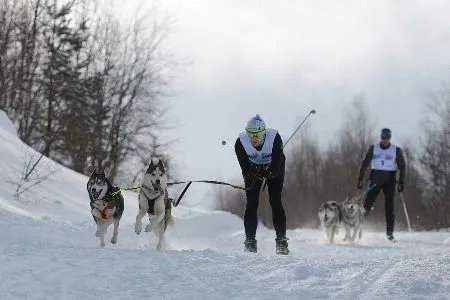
[
  {"xmin": 87, "ymin": 169, "xmax": 124, "ymax": 247},
  {"xmin": 318, "ymin": 201, "xmax": 341, "ymax": 243},
  {"xmin": 341, "ymin": 196, "xmax": 365, "ymax": 242},
  {"xmin": 134, "ymin": 157, "xmax": 174, "ymax": 250}
]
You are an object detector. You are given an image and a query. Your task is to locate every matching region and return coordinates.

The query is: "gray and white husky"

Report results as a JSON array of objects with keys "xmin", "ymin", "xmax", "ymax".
[
  {"xmin": 134, "ymin": 157, "xmax": 174, "ymax": 250},
  {"xmin": 318, "ymin": 201, "xmax": 341, "ymax": 243},
  {"xmin": 341, "ymin": 196, "xmax": 365, "ymax": 243},
  {"xmin": 87, "ymin": 169, "xmax": 124, "ymax": 247}
]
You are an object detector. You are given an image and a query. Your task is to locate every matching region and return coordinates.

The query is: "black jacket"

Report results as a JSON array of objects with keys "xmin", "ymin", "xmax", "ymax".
[
  {"xmin": 235, "ymin": 132, "xmax": 285, "ymax": 180},
  {"xmin": 358, "ymin": 142, "xmax": 406, "ymax": 185}
]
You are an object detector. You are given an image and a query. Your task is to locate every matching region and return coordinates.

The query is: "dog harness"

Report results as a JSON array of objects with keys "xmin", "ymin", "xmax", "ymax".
[
  {"xmin": 371, "ymin": 143, "xmax": 397, "ymax": 171},
  {"xmin": 91, "ymin": 190, "xmax": 120, "ymax": 220},
  {"xmin": 239, "ymin": 128, "xmax": 277, "ymax": 165},
  {"xmin": 141, "ymin": 185, "xmax": 171, "ymax": 215}
]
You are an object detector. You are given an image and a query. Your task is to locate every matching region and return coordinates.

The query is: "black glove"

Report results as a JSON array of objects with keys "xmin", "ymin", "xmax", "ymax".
[
  {"xmin": 397, "ymin": 181, "xmax": 404, "ymax": 192},
  {"xmin": 244, "ymin": 169, "xmax": 263, "ymax": 182},
  {"xmin": 357, "ymin": 178, "xmax": 363, "ymax": 189},
  {"xmin": 243, "ymin": 171, "xmax": 254, "ymax": 181},
  {"xmin": 259, "ymin": 168, "xmax": 275, "ymax": 180}
]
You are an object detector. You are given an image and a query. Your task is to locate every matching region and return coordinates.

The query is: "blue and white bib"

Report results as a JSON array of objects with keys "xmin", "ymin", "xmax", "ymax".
[
  {"xmin": 371, "ymin": 143, "xmax": 397, "ymax": 171},
  {"xmin": 239, "ymin": 128, "xmax": 277, "ymax": 165}
]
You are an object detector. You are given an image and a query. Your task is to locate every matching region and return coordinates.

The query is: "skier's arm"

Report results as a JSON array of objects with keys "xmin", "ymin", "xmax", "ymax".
[
  {"xmin": 358, "ymin": 145, "xmax": 374, "ymax": 180},
  {"xmin": 235, "ymin": 138, "xmax": 251, "ymax": 178},
  {"xmin": 268, "ymin": 133, "xmax": 284, "ymax": 177},
  {"xmin": 396, "ymin": 147, "xmax": 406, "ymax": 183}
]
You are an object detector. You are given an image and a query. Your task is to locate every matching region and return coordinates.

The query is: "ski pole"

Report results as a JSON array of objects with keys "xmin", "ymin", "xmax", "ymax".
[
  {"xmin": 283, "ymin": 109, "xmax": 316, "ymax": 148},
  {"xmin": 399, "ymin": 192, "xmax": 412, "ymax": 232},
  {"xmin": 261, "ymin": 109, "xmax": 316, "ymax": 190}
]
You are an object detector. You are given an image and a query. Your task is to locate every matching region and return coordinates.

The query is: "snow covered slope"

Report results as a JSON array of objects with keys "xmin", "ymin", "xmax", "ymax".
[{"xmin": 0, "ymin": 111, "xmax": 449, "ymax": 300}]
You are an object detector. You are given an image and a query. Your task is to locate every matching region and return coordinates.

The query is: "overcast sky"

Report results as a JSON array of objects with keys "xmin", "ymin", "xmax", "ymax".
[{"xmin": 121, "ymin": 0, "xmax": 450, "ymax": 207}]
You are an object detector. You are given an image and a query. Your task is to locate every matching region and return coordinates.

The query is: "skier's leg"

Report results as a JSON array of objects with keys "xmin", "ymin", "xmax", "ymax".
[
  {"xmin": 267, "ymin": 172, "xmax": 286, "ymax": 239},
  {"xmin": 383, "ymin": 181, "xmax": 396, "ymax": 238},
  {"xmin": 267, "ymin": 162, "xmax": 289, "ymax": 255},
  {"xmin": 363, "ymin": 185, "xmax": 382, "ymax": 216},
  {"xmin": 243, "ymin": 178, "xmax": 262, "ymax": 252}
]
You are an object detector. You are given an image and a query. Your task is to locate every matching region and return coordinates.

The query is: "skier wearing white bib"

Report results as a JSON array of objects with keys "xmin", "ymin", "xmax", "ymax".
[
  {"xmin": 358, "ymin": 128, "xmax": 406, "ymax": 242},
  {"xmin": 234, "ymin": 114, "xmax": 289, "ymax": 255}
]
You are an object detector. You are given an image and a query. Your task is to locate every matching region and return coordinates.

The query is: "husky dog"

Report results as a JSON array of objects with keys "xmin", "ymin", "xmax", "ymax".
[
  {"xmin": 318, "ymin": 201, "xmax": 341, "ymax": 243},
  {"xmin": 341, "ymin": 196, "xmax": 365, "ymax": 242},
  {"xmin": 87, "ymin": 169, "xmax": 124, "ymax": 247},
  {"xmin": 134, "ymin": 157, "xmax": 174, "ymax": 250}
]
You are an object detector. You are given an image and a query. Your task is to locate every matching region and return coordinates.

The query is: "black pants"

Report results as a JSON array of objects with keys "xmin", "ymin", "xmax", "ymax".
[
  {"xmin": 363, "ymin": 180, "xmax": 396, "ymax": 235},
  {"xmin": 243, "ymin": 169, "xmax": 286, "ymax": 239}
]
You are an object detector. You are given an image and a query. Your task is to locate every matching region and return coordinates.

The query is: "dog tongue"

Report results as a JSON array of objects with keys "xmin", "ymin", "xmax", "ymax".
[{"xmin": 153, "ymin": 183, "xmax": 164, "ymax": 194}]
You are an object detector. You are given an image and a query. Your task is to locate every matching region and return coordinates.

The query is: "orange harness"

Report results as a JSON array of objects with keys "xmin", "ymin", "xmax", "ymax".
[{"xmin": 100, "ymin": 202, "xmax": 113, "ymax": 219}]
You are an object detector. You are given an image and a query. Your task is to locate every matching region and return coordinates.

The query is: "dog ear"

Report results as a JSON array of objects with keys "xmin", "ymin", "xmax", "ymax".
[
  {"xmin": 158, "ymin": 159, "xmax": 166, "ymax": 170},
  {"xmin": 89, "ymin": 168, "xmax": 100, "ymax": 178},
  {"xmin": 146, "ymin": 161, "xmax": 154, "ymax": 174},
  {"xmin": 104, "ymin": 176, "xmax": 112, "ymax": 186}
]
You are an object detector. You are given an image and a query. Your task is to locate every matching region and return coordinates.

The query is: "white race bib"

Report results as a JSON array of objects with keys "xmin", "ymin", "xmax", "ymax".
[
  {"xmin": 371, "ymin": 144, "xmax": 397, "ymax": 171},
  {"xmin": 239, "ymin": 128, "xmax": 277, "ymax": 165}
]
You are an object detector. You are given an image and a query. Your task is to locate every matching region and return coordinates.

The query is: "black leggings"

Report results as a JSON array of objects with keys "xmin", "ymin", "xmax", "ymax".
[
  {"xmin": 363, "ymin": 181, "xmax": 396, "ymax": 235},
  {"xmin": 244, "ymin": 171, "xmax": 286, "ymax": 239}
]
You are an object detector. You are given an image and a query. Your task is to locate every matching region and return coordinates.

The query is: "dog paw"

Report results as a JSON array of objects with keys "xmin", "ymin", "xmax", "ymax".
[
  {"xmin": 100, "ymin": 239, "xmax": 105, "ymax": 247},
  {"xmin": 111, "ymin": 237, "xmax": 117, "ymax": 244},
  {"xmin": 134, "ymin": 224, "xmax": 142, "ymax": 235},
  {"xmin": 144, "ymin": 224, "xmax": 152, "ymax": 232}
]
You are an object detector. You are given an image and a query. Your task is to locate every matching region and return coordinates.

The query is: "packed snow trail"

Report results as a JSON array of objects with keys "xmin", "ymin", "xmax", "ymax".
[
  {"xmin": 1, "ymin": 111, "xmax": 449, "ymax": 299},
  {"xmin": 0, "ymin": 209, "xmax": 449, "ymax": 300}
]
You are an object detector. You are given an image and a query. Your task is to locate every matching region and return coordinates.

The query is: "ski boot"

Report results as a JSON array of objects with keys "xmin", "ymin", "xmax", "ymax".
[
  {"xmin": 244, "ymin": 237, "xmax": 257, "ymax": 253},
  {"xmin": 387, "ymin": 233, "xmax": 396, "ymax": 242},
  {"xmin": 275, "ymin": 236, "xmax": 290, "ymax": 255}
]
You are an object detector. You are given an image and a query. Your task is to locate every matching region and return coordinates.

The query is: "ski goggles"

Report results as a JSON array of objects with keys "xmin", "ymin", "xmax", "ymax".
[
  {"xmin": 246, "ymin": 128, "xmax": 265, "ymax": 140},
  {"xmin": 381, "ymin": 131, "xmax": 391, "ymax": 140}
]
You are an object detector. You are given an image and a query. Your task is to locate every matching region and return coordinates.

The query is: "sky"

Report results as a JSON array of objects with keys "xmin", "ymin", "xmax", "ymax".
[{"xmin": 117, "ymin": 0, "xmax": 450, "ymax": 207}]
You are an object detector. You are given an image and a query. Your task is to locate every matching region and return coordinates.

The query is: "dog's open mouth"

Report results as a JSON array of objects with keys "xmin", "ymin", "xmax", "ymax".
[
  {"xmin": 151, "ymin": 182, "xmax": 163, "ymax": 192},
  {"xmin": 92, "ymin": 190, "xmax": 100, "ymax": 200}
]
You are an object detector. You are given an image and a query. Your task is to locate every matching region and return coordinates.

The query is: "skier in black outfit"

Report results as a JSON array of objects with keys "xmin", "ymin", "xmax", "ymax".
[
  {"xmin": 234, "ymin": 114, "xmax": 289, "ymax": 255},
  {"xmin": 358, "ymin": 128, "xmax": 406, "ymax": 242}
]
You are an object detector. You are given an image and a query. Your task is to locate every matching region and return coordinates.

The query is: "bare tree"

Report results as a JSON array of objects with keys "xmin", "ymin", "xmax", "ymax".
[
  {"xmin": 282, "ymin": 123, "xmax": 323, "ymax": 228},
  {"xmin": 1, "ymin": 0, "xmax": 178, "ymax": 190},
  {"xmin": 0, "ymin": 0, "xmax": 17, "ymax": 110},
  {"xmin": 214, "ymin": 186, "xmax": 246, "ymax": 219},
  {"xmin": 4, "ymin": 141, "xmax": 61, "ymax": 200},
  {"xmin": 419, "ymin": 84, "xmax": 450, "ymax": 228},
  {"xmin": 38, "ymin": 0, "xmax": 90, "ymax": 157},
  {"xmin": 0, "ymin": 0, "xmax": 44, "ymax": 144},
  {"xmin": 397, "ymin": 140, "xmax": 428, "ymax": 230},
  {"xmin": 78, "ymin": 4, "xmax": 177, "ymax": 182},
  {"xmin": 128, "ymin": 133, "xmax": 178, "ymax": 185}
]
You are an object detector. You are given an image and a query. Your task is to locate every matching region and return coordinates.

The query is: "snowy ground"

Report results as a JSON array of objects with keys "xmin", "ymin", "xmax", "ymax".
[{"xmin": 1, "ymin": 111, "xmax": 449, "ymax": 300}]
